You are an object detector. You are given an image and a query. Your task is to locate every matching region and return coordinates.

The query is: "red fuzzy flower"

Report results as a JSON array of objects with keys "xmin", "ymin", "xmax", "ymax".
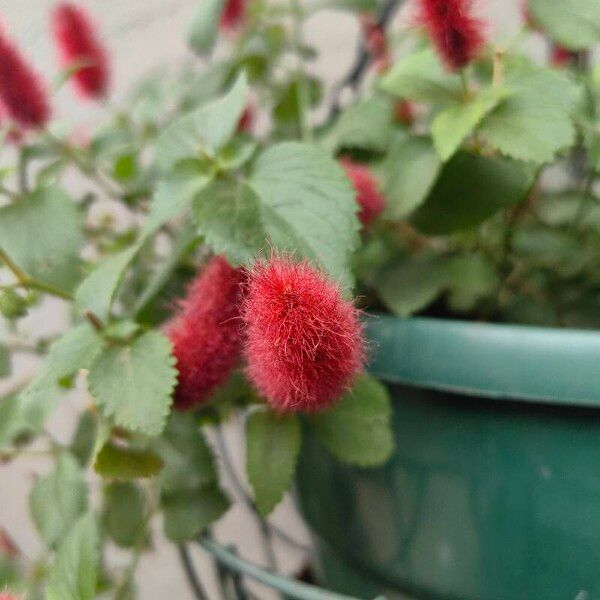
[
  {"xmin": 0, "ymin": 31, "xmax": 49, "ymax": 129},
  {"xmin": 243, "ymin": 257, "xmax": 365, "ymax": 413},
  {"xmin": 550, "ymin": 45, "xmax": 576, "ymax": 67},
  {"xmin": 220, "ymin": 0, "xmax": 248, "ymax": 30},
  {"xmin": 237, "ymin": 103, "xmax": 254, "ymax": 133},
  {"xmin": 417, "ymin": 0, "xmax": 485, "ymax": 71},
  {"xmin": 166, "ymin": 256, "xmax": 245, "ymax": 410},
  {"xmin": 52, "ymin": 3, "xmax": 109, "ymax": 100},
  {"xmin": 340, "ymin": 158, "xmax": 386, "ymax": 227},
  {"xmin": 0, "ymin": 593, "xmax": 18, "ymax": 600}
]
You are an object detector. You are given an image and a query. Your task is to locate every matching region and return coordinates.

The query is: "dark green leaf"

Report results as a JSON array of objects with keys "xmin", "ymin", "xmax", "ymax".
[
  {"xmin": 103, "ymin": 482, "xmax": 148, "ymax": 548},
  {"xmin": 46, "ymin": 512, "xmax": 99, "ymax": 600},
  {"xmin": 88, "ymin": 331, "xmax": 177, "ymax": 437},
  {"xmin": 412, "ymin": 153, "xmax": 533, "ymax": 234},
  {"xmin": 94, "ymin": 443, "xmax": 163, "ymax": 479},
  {"xmin": 0, "ymin": 186, "xmax": 82, "ymax": 291},
  {"xmin": 246, "ymin": 409, "xmax": 301, "ymax": 516},
  {"xmin": 382, "ymin": 135, "xmax": 442, "ymax": 219},
  {"xmin": 0, "ymin": 344, "xmax": 8, "ymax": 377},
  {"xmin": 162, "ymin": 485, "xmax": 229, "ymax": 542},
  {"xmin": 29, "ymin": 453, "xmax": 87, "ymax": 548},
  {"xmin": 312, "ymin": 374, "xmax": 393, "ymax": 466}
]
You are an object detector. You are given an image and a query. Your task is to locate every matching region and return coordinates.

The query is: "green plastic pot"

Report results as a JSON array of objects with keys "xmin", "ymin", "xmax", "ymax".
[{"xmin": 296, "ymin": 315, "xmax": 600, "ymax": 600}]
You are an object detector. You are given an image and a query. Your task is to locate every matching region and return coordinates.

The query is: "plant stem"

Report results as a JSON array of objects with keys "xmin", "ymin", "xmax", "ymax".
[
  {"xmin": 178, "ymin": 544, "xmax": 210, "ymax": 600},
  {"xmin": 290, "ymin": 0, "xmax": 312, "ymax": 142},
  {"xmin": 0, "ymin": 247, "xmax": 73, "ymax": 301},
  {"xmin": 460, "ymin": 69, "xmax": 470, "ymax": 101}
]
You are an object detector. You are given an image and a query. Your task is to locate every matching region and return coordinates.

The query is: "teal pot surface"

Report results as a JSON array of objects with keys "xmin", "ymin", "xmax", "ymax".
[{"xmin": 296, "ymin": 316, "xmax": 600, "ymax": 600}]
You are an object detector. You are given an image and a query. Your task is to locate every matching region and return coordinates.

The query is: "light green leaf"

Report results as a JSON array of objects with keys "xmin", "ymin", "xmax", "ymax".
[
  {"xmin": 382, "ymin": 135, "xmax": 442, "ymax": 219},
  {"xmin": 88, "ymin": 331, "xmax": 177, "ymax": 437},
  {"xmin": 103, "ymin": 482, "xmax": 148, "ymax": 548},
  {"xmin": 529, "ymin": 0, "xmax": 600, "ymax": 50},
  {"xmin": 156, "ymin": 72, "xmax": 248, "ymax": 171},
  {"xmin": 142, "ymin": 165, "xmax": 213, "ymax": 236},
  {"xmin": 193, "ymin": 179, "xmax": 266, "ymax": 265},
  {"xmin": 380, "ymin": 49, "xmax": 462, "ymax": 103},
  {"xmin": 158, "ymin": 413, "xmax": 219, "ymax": 494},
  {"xmin": 187, "ymin": 0, "xmax": 224, "ymax": 55},
  {"xmin": 20, "ymin": 324, "xmax": 103, "ymax": 431},
  {"xmin": 0, "ymin": 395, "xmax": 25, "ymax": 449},
  {"xmin": 249, "ymin": 142, "xmax": 360, "ymax": 289},
  {"xmin": 412, "ymin": 153, "xmax": 534, "ymax": 234},
  {"xmin": 312, "ymin": 374, "xmax": 393, "ymax": 467},
  {"xmin": 431, "ymin": 87, "xmax": 507, "ymax": 161},
  {"xmin": 322, "ymin": 96, "xmax": 394, "ymax": 153},
  {"xmin": 94, "ymin": 443, "xmax": 163, "ymax": 479},
  {"xmin": 446, "ymin": 254, "xmax": 499, "ymax": 312},
  {"xmin": 0, "ymin": 186, "xmax": 82, "ymax": 291},
  {"xmin": 75, "ymin": 243, "xmax": 142, "ymax": 323},
  {"xmin": 30, "ymin": 453, "xmax": 87, "ymax": 548},
  {"xmin": 479, "ymin": 68, "xmax": 579, "ymax": 164},
  {"xmin": 246, "ymin": 409, "xmax": 301, "ymax": 516},
  {"xmin": 376, "ymin": 254, "xmax": 450, "ymax": 317},
  {"xmin": 70, "ymin": 411, "xmax": 97, "ymax": 467},
  {"xmin": 46, "ymin": 512, "xmax": 99, "ymax": 600},
  {"xmin": 162, "ymin": 485, "xmax": 229, "ymax": 542}
]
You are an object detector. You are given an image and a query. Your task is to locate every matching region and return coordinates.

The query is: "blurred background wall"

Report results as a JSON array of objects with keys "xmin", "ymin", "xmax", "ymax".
[{"xmin": 0, "ymin": 1, "xmax": 531, "ymax": 598}]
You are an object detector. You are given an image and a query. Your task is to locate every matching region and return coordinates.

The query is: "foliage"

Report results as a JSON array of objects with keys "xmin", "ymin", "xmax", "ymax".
[{"xmin": 1, "ymin": 0, "xmax": 599, "ymax": 596}]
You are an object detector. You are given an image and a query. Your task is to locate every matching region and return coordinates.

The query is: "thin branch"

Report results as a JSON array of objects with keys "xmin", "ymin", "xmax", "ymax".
[{"xmin": 178, "ymin": 544, "xmax": 210, "ymax": 600}]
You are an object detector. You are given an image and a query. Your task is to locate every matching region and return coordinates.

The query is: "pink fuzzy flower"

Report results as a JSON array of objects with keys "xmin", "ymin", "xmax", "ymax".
[
  {"xmin": 0, "ymin": 593, "xmax": 18, "ymax": 600},
  {"xmin": 340, "ymin": 158, "xmax": 386, "ymax": 227},
  {"xmin": 394, "ymin": 100, "xmax": 416, "ymax": 126},
  {"xmin": 550, "ymin": 45, "xmax": 576, "ymax": 67},
  {"xmin": 237, "ymin": 103, "xmax": 254, "ymax": 133},
  {"xmin": 52, "ymin": 3, "xmax": 109, "ymax": 99},
  {"xmin": 220, "ymin": 0, "xmax": 248, "ymax": 30},
  {"xmin": 166, "ymin": 256, "xmax": 246, "ymax": 410},
  {"xmin": 416, "ymin": 0, "xmax": 486, "ymax": 71},
  {"xmin": 243, "ymin": 257, "xmax": 365, "ymax": 413},
  {"xmin": 0, "ymin": 31, "xmax": 49, "ymax": 129}
]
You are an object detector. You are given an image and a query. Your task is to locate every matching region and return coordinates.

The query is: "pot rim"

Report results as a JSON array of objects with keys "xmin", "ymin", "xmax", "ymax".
[{"xmin": 365, "ymin": 314, "xmax": 600, "ymax": 408}]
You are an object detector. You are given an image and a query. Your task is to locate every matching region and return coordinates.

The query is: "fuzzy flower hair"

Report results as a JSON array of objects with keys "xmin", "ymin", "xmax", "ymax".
[
  {"xmin": 166, "ymin": 256, "xmax": 246, "ymax": 411},
  {"xmin": 243, "ymin": 257, "xmax": 365, "ymax": 413},
  {"xmin": 220, "ymin": 0, "xmax": 248, "ymax": 30},
  {"xmin": 52, "ymin": 3, "xmax": 110, "ymax": 99},
  {"xmin": 416, "ymin": 0, "xmax": 486, "ymax": 71},
  {"xmin": 340, "ymin": 157, "xmax": 386, "ymax": 227},
  {"xmin": 0, "ymin": 31, "xmax": 49, "ymax": 129}
]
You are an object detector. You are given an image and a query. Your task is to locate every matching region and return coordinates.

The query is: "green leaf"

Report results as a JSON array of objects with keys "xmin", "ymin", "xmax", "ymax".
[
  {"xmin": 46, "ymin": 512, "xmax": 99, "ymax": 600},
  {"xmin": 376, "ymin": 254, "xmax": 450, "ymax": 317},
  {"xmin": 0, "ymin": 344, "xmax": 9, "ymax": 377},
  {"xmin": 529, "ymin": 0, "xmax": 600, "ymax": 50},
  {"xmin": 249, "ymin": 142, "xmax": 360, "ymax": 289},
  {"xmin": 103, "ymin": 482, "xmax": 148, "ymax": 548},
  {"xmin": 158, "ymin": 413, "xmax": 219, "ymax": 494},
  {"xmin": 193, "ymin": 179, "xmax": 266, "ymax": 265},
  {"xmin": 20, "ymin": 324, "xmax": 103, "ymax": 431},
  {"xmin": 0, "ymin": 186, "xmax": 82, "ymax": 291},
  {"xmin": 88, "ymin": 331, "xmax": 177, "ymax": 437},
  {"xmin": 246, "ymin": 409, "xmax": 301, "ymax": 516},
  {"xmin": 380, "ymin": 49, "xmax": 462, "ymax": 103},
  {"xmin": 187, "ymin": 0, "xmax": 224, "ymax": 55},
  {"xmin": 382, "ymin": 135, "xmax": 442, "ymax": 219},
  {"xmin": 312, "ymin": 374, "xmax": 393, "ymax": 467},
  {"xmin": 29, "ymin": 453, "xmax": 87, "ymax": 548},
  {"xmin": 412, "ymin": 153, "xmax": 533, "ymax": 234},
  {"xmin": 162, "ymin": 485, "xmax": 229, "ymax": 542},
  {"xmin": 113, "ymin": 154, "xmax": 137, "ymax": 182},
  {"xmin": 156, "ymin": 72, "xmax": 248, "ymax": 171},
  {"xmin": 478, "ymin": 68, "xmax": 579, "ymax": 164},
  {"xmin": 143, "ymin": 163, "xmax": 213, "ymax": 236},
  {"xmin": 94, "ymin": 443, "xmax": 163, "ymax": 479},
  {"xmin": 74, "ymin": 243, "xmax": 142, "ymax": 323},
  {"xmin": 0, "ymin": 395, "xmax": 26, "ymax": 449},
  {"xmin": 70, "ymin": 411, "xmax": 97, "ymax": 467},
  {"xmin": 431, "ymin": 87, "xmax": 507, "ymax": 161},
  {"xmin": 446, "ymin": 254, "xmax": 499, "ymax": 312},
  {"xmin": 322, "ymin": 96, "xmax": 394, "ymax": 153}
]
